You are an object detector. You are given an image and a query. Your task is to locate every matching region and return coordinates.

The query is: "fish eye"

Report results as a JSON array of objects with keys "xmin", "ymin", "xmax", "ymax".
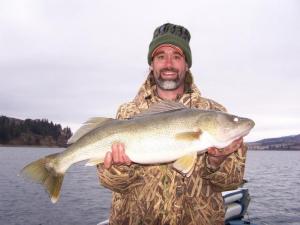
[{"xmin": 233, "ymin": 117, "xmax": 239, "ymax": 122}]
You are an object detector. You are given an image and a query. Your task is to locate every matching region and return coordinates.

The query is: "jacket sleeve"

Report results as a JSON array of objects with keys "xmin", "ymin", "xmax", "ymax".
[
  {"xmin": 202, "ymin": 143, "xmax": 248, "ymax": 192},
  {"xmin": 97, "ymin": 102, "xmax": 142, "ymax": 193},
  {"xmin": 97, "ymin": 164, "xmax": 142, "ymax": 193}
]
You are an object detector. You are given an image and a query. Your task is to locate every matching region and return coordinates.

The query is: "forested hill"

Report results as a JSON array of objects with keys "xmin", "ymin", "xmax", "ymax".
[
  {"xmin": 247, "ymin": 134, "xmax": 300, "ymax": 150},
  {"xmin": 0, "ymin": 116, "xmax": 72, "ymax": 147}
]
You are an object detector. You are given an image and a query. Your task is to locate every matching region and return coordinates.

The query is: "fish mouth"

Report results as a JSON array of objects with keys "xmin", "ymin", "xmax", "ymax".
[
  {"xmin": 230, "ymin": 124, "xmax": 254, "ymax": 142},
  {"xmin": 223, "ymin": 121, "xmax": 254, "ymax": 143},
  {"xmin": 232, "ymin": 130, "xmax": 250, "ymax": 141},
  {"xmin": 233, "ymin": 119, "xmax": 255, "ymax": 139}
]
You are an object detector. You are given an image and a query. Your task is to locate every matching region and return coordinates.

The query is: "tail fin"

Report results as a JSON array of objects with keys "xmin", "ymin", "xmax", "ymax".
[{"xmin": 20, "ymin": 153, "xmax": 64, "ymax": 203}]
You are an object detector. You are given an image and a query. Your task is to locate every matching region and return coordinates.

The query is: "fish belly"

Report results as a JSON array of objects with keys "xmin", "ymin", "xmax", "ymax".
[{"xmin": 124, "ymin": 135, "xmax": 203, "ymax": 164}]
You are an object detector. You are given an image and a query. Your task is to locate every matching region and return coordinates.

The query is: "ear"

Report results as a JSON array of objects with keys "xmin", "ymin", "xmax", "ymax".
[
  {"xmin": 149, "ymin": 62, "xmax": 153, "ymax": 71},
  {"xmin": 185, "ymin": 63, "xmax": 189, "ymax": 72}
]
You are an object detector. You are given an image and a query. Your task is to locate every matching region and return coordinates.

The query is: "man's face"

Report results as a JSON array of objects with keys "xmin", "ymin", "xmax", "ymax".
[{"xmin": 151, "ymin": 45, "xmax": 188, "ymax": 91}]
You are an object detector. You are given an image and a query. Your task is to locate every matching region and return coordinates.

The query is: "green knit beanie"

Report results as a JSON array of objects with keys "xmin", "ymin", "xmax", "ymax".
[{"xmin": 148, "ymin": 23, "xmax": 192, "ymax": 68}]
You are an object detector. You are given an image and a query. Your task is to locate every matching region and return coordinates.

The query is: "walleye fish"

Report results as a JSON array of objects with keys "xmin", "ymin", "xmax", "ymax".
[{"xmin": 21, "ymin": 101, "xmax": 255, "ymax": 203}]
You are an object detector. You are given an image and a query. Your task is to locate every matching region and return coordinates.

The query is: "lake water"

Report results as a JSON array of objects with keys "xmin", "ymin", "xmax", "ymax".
[
  {"xmin": 243, "ymin": 150, "xmax": 300, "ymax": 225},
  {"xmin": 0, "ymin": 147, "xmax": 299, "ymax": 225}
]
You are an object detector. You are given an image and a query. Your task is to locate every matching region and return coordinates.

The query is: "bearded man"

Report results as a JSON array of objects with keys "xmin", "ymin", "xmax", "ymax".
[{"xmin": 97, "ymin": 23, "xmax": 247, "ymax": 225}]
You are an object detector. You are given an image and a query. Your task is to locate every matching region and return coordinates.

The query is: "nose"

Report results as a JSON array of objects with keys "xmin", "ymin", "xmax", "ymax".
[{"xmin": 164, "ymin": 55, "xmax": 173, "ymax": 68}]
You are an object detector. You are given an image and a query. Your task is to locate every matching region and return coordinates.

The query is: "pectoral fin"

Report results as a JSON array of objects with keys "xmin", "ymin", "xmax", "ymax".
[
  {"xmin": 175, "ymin": 130, "xmax": 202, "ymax": 141},
  {"xmin": 85, "ymin": 158, "xmax": 104, "ymax": 166},
  {"xmin": 173, "ymin": 152, "xmax": 197, "ymax": 177}
]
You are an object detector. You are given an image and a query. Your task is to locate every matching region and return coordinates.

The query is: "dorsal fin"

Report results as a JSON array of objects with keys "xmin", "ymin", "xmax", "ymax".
[
  {"xmin": 67, "ymin": 117, "xmax": 114, "ymax": 144},
  {"xmin": 132, "ymin": 100, "xmax": 187, "ymax": 119}
]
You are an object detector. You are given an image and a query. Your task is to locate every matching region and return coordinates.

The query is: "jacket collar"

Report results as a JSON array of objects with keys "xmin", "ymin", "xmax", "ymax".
[{"xmin": 133, "ymin": 71, "xmax": 202, "ymax": 109}]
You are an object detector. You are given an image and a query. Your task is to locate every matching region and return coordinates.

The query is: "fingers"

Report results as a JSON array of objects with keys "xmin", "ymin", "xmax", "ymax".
[
  {"xmin": 104, "ymin": 151, "xmax": 112, "ymax": 169},
  {"xmin": 207, "ymin": 138, "xmax": 244, "ymax": 157},
  {"xmin": 228, "ymin": 138, "xmax": 243, "ymax": 152},
  {"xmin": 232, "ymin": 137, "xmax": 243, "ymax": 147},
  {"xmin": 124, "ymin": 154, "xmax": 132, "ymax": 165},
  {"xmin": 111, "ymin": 143, "xmax": 121, "ymax": 163},
  {"xmin": 103, "ymin": 143, "xmax": 132, "ymax": 169},
  {"xmin": 207, "ymin": 147, "xmax": 217, "ymax": 155},
  {"xmin": 112, "ymin": 143, "xmax": 125, "ymax": 164},
  {"xmin": 207, "ymin": 147, "xmax": 226, "ymax": 157}
]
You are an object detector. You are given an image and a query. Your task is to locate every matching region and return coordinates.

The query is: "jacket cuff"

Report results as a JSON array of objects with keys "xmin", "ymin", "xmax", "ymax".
[
  {"xmin": 205, "ymin": 153, "xmax": 222, "ymax": 174},
  {"xmin": 97, "ymin": 164, "xmax": 143, "ymax": 193}
]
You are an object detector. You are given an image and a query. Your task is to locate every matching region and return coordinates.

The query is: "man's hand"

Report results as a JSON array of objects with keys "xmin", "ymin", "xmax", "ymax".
[
  {"xmin": 207, "ymin": 138, "xmax": 243, "ymax": 168},
  {"xmin": 103, "ymin": 143, "xmax": 132, "ymax": 169}
]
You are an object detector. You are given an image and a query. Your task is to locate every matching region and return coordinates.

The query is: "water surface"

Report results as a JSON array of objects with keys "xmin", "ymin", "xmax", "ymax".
[
  {"xmin": 244, "ymin": 150, "xmax": 300, "ymax": 225},
  {"xmin": 0, "ymin": 147, "xmax": 111, "ymax": 225},
  {"xmin": 1, "ymin": 147, "xmax": 299, "ymax": 225}
]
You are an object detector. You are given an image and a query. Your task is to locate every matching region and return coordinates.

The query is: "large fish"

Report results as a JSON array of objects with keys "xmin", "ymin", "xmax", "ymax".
[{"xmin": 21, "ymin": 101, "xmax": 255, "ymax": 203}]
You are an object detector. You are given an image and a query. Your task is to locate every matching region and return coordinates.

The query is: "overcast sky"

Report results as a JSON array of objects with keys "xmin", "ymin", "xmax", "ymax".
[{"xmin": 0, "ymin": 0, "xmax": 299, "ymax": 142}]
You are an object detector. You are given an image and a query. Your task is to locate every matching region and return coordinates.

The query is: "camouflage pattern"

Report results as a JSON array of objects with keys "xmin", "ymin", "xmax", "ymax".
[{"xmin": 97, "ymin": 71, "xmax": 247, "ymax": 225}]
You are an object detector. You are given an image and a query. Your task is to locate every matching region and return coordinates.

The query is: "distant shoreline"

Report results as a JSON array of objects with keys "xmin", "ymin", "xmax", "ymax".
[
  {"xmin": 248, "ymin": 148, "xmax": 300, "ymax": 151},
  {"xmin": 0, "ymin": 116, "xmax": 72, "ymax": 148},
  {"xmin": 0, "ymin": 144, "xmax": 65, "ymax": 148},
  {"xmin": 1, "ymin": 145, "xmax": 299, "ymax": 152}
]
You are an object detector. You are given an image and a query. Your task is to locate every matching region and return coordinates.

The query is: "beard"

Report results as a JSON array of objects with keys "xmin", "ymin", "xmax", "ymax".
[
  {"xmin": 154, "ymin": 68, "xmax": 184, "ymax": 91},
  {"xmin": 156, "ymin": 78, "xmax": 179, "ymax": 90}
]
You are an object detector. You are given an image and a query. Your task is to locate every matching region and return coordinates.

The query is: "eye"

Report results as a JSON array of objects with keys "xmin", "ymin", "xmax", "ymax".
[
  {"xmin": 233, "ymin": 117, "xmax": 239, "ymax": 122},
  {"xmin": 173, "ymin": 54, "xmax": 183, "ymax": 60},
  {"xmin": 156, "ymin": 54, "xmax": 165, "ymax": 60}
]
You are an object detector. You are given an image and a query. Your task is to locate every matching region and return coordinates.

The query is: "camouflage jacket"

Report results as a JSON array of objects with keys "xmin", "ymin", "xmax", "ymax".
[{"xmin": 98, "ymin": 72, "xmax": 247, "ymax": 225}]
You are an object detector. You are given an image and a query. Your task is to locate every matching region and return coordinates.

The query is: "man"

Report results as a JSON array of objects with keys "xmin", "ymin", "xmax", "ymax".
[{"xmin": 97, "ymin": 23, "xmax": 246, "ymax": 225}]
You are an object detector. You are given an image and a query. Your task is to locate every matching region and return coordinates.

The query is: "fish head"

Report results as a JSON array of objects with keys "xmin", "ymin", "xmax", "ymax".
[{"xmin": 196, "ymin": 111, "xmax": 255, "ymax": 147}]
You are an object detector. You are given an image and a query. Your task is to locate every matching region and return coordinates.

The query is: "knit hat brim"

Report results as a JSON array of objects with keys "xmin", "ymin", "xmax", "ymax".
[{"xmin": 148, "ymin": 33, "xmax": 192, "ymax": 68}]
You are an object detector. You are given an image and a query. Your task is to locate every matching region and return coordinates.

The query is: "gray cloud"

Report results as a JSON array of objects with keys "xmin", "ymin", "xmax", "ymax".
[{"xmin": 1, "ymin": 0, "xmax": 299, "ymax": 141}]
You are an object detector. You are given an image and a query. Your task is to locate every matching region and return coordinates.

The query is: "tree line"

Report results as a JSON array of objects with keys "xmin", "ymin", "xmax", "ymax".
[{"xmin": 0, "ymin": 116, "xmax": 72, "ymax": 146}]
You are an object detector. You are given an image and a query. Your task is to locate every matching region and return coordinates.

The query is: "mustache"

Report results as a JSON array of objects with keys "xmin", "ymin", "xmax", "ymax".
[{"xmin": 159, "ymin": 67, "xmax": 179, "ymax": 73}]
